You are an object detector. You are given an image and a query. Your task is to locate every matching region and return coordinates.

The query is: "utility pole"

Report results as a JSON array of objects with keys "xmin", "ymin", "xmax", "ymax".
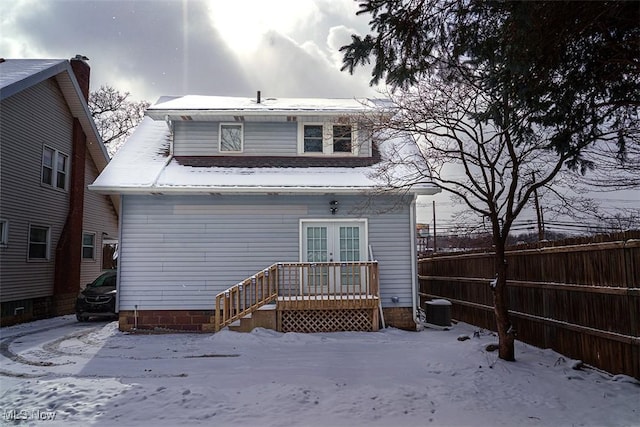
[
  {"xmin": 433, "ymin": 200, "xmax": 437, "ymax": 253},
  {"xmin": 532, "ymin": 172, "xmax": 545, "ymax": 241}
]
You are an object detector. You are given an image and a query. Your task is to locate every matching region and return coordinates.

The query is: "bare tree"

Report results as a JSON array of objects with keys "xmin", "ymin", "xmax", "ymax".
[
  {"xmin": 89, "ymin": 85, "xmax": 150, "ymax": 156},
  {"xmin": 570, "ymin": 141, "xmax": 640, "ymax": 191},
  {"xmin": 367, "ymin": 75, "xmax": 606, "ymax": 360},
  {"xmin": 342, "ymin": 0, "xmax": 638, "ymax": 361}
]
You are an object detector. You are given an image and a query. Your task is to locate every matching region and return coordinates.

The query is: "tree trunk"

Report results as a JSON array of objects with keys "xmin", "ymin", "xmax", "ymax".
[{"xmin": 493, "ymin": 242, "xmax": 515, "ymax": 361}]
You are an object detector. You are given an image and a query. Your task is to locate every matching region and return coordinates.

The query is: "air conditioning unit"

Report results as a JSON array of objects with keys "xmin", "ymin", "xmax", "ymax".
[{"xmin": 424, "ymin": 299, "xmax": 452, "ymax": 327}]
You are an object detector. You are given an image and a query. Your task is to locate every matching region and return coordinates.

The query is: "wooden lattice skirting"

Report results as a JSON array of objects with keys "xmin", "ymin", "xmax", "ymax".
[{"xmin": 278, "ymin": 309, "xmax": 375, "ymax": 333}]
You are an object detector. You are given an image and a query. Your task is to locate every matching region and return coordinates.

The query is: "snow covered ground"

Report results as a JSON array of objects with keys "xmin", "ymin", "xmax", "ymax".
[{"xmin": 0, "ymin": 316, "xmax": 638, "ymax": 427}]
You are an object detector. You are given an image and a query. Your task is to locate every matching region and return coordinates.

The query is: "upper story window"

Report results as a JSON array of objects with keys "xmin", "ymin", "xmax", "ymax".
[
  {"xmin": 42, "ymin": 146, "xmax": 69, "ymax": 190},
  {"xmin": 219, "ymin": 123, "xmax": 243, "ymax": 153},
  {"xmin": 303, "ymin": 125, "xmax": 324, "ymax": 153},
  {"xmin": 28, "ymin": 224, "xmax": 50, "ymax": 260},
  {"xmin": 299, "ymin": 122, "xmax": 358, "ymax": 155},
  {"xmin": 333, "ymin": 125, "xmax": 352, "ymax": 153}
]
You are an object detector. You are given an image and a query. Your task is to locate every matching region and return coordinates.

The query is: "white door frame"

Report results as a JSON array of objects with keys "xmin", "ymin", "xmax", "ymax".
[
  {"xmin": 299, "ymin": 218, "xmax": 369, "ymax": 263},
  {"xmin": 299, "ymin": 219, "xmax": 369, "ymax": 294}
]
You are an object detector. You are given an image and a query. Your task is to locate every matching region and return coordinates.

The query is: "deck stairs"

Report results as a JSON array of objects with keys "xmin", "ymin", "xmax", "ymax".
[
  {"xmin": 215, "ymin": 261, "xmax": 380, "ymax": 333},
  {"xmin": 228, "ymin": 304, "xmax": 277, "ymax": 332}
]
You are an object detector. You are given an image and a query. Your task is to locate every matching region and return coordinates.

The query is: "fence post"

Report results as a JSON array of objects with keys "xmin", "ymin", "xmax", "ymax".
[{"xmin": 625, "ymin": 239, "xmax": 638, "ymax": 339}]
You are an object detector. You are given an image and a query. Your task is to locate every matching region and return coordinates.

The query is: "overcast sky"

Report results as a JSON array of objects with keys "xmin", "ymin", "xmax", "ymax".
[
  {"xmin": 0, "ymin": 0, "xmax": 457, "ymax": 224},
  {"xmin": 1, "ymin": 0, "xmax": 380, "ymax": 103},
  {"xmin": 2, "ymin": 0, "xmax": 636, "ymax": 232}
]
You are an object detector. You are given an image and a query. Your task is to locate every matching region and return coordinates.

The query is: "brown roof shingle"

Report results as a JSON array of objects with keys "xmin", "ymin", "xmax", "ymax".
[{"xmin": 174, "ymin": 152, "xmax": 381, "ymax": 169}]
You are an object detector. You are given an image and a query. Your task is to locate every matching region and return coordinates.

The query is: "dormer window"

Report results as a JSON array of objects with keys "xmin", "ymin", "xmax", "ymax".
[
  {"xmin": 299, "ymin": 122, "xmax": 358, "ymax": 155},
  {"xmin": 219, "ymin": 123, "xmax": 243, "ymax": 153},
  {"xmin": 333, "ymin": 125, "xmax": 352, "ymax": 153},
  {"xmin": 303, "ymin": 125, "xmax": 323, "ymax": 153}
]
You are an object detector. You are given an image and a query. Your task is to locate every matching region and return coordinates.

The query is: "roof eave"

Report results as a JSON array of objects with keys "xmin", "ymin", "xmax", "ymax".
[
  {"xmin": 146, "ymin": 109, "xmax": 375, "ymax": 120},
  {"xmin": 88, "ymin": 184, "xmax": 441, "ymax": 196},
  {"xmin": 53, "ymin": 66, "xmax": 110, "ymax": 167},
  {"xmin": 52, "ymin": 64, "xmax": 117, "ymax": 210}
]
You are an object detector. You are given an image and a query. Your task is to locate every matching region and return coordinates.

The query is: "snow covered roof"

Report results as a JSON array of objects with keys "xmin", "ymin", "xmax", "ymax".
[
  {"xmin": 90, "ymin": 96, "xmax": 438, "ymax": 197},
  {"xmin": 0, "ymin": 59, "xmax": 67, "ymax": 96},
  {"xmin": 0, "ymin": 58, "xmax": 111, "ymax": 174},
  {"xmin": 146, "ymin": 95, "xmax": 389, "ymax": 120}
]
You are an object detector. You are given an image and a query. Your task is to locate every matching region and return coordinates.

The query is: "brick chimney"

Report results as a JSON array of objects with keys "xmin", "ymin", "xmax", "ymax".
[
  {"xmin": 53, "ymin": 54, "xmax": 90, "ymax": 316},
  {"xmin": 70, "ymin": 54, "xmax": 90, "ymax": 102}
]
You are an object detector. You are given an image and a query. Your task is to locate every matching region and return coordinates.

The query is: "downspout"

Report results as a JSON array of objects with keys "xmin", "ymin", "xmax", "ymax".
[
  {"xmin": 114, "ymin": 195, "xmax": 124, "ymax": 317},
  {"xmin": 410, "ymin": 195, "xmax": 419, "ymax": 326},
  {"xmin": 165, "ymin": 115, "xmax": 174, "ymax": 155}
]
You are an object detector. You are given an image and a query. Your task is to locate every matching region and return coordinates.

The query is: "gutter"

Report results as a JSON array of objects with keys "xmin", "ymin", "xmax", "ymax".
[
  {"xmin": 410, "ymin": 195, "xmax": 419, "ymax": 327},
  {"xmin": 87, "ymin": 184, "xmax": 441, "ymax": 196},
  {"xmin": 146, "ymin": 109, "xmax": 376, "ymax": 120}
]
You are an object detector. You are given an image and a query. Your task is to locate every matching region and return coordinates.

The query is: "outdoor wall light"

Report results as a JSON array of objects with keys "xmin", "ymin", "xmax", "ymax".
[
  {"xmin": 391, "ymin": 296, "xmax": 400, "ymax": 303},
  {"xmin": 330, "ymin": 200, "xmax": 338, "ymax": 215}
]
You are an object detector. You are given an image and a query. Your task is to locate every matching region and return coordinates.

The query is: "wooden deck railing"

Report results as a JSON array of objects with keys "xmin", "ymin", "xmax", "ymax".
[
  {"xmin": 276, "ymin": 262, "xmax": 379, "ymax": 310},
  {"xmin": 214, "ymin": 262, "xmax": 379, "ymax": 331},
  {"xmin": 214, "ymin": 264, "xmax": 279, "ymax": 331}
]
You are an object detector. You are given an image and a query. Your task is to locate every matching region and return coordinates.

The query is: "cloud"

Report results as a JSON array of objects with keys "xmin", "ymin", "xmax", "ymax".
[
  {"xmin": 243, "ymin": 30, "xmax": 376, "ymax": 98},
  {"xmin": 327, "ymin": 25, "xmax": 359, "ymax": 67},
  {"xmin": 1, "ymin": 1, "xmax": 249, "ymax": 101},
  {"xmin": 0, "ymin": 0, "xmax": 379, "ymax": 102}
]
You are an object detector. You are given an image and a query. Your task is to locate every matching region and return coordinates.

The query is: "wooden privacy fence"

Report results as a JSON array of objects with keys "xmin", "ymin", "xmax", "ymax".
[{"xmin": 418, "ymin": 231, "xmax": 640, "ymax": 379}]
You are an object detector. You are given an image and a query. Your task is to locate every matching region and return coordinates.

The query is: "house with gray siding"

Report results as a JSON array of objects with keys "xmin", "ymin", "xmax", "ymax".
[
  {"xmin": 0, "ymin": 57, "xmax": 118, "ymax": 326},
  {"xmin": 90, "ymin": 94, "xmax": 438, "ymax": 332}
]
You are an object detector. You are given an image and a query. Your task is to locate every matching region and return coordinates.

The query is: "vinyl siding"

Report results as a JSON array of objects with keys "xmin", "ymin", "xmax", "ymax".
[
  {"xmin": 172, "ymin": 122, "xmax": 216, "ymax": 156},
  {"xmin": 118, "ymin": 194, "xmax": 414, "ymax": 311},
  {"xmin": 172, "ymin": 120, "xmax": 371, "ymax": 157},
  {"xmin": 173, "ymin": 121, "xmax": 297, "ymax": 156},
  {"xmin": 80, "ymin": 155, "xmax": 119, "ymax": 287},
  {"xmin": 243, "ymin": 122, "xmax": 297, "ymax": 155},
  {"xmin": 0, "ymin": 79, "xmax": 72, "ymax": 302}
]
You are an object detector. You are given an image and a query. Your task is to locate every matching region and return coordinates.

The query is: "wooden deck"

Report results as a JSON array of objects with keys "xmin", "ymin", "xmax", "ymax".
[
  {"xmin": 277, "ymin": 295, "xmax": 380, "ymax": 310},
  {"xmin": 214, "ymin": 262, "xmax": 379, "ymax": 332}
]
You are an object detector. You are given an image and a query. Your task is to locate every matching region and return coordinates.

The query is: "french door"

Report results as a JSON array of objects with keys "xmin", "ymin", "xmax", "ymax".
[{"xmin": 301, "ymin": 221, "xmax": 367, "ymax": 292}]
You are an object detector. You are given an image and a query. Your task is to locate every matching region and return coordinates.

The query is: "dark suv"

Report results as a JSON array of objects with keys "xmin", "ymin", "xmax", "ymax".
[{"xmin": 75, "ymin": 270, "xmax": 117, "ymax": 321}]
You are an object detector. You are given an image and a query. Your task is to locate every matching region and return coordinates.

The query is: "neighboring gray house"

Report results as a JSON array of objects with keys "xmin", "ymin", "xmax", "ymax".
[
  {"xmin": 90, "ymin": 94, "xmax": 438, "ymax": 332},
  {"xmin": 0, "ymin": 58, "xmax": 119, "ymax": 326}
]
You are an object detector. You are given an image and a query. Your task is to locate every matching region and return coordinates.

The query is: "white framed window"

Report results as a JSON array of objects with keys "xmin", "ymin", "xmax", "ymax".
[
  {"xmin": 333, "ymin": 124, "xmax": 353, "ymax": 153},
  {"xmin": 0, "ymin": 219, "xmax": 8, "ymax": 246},
  {"xmin": 82, "ymin": 232, "xmax": 96, "ymax": 259},
  {"xmin": 42, "ymin": 146, "xmax": 69, "ymax": 190},
  {"xmin": 28, "ymin": 224, "xmax": 50, "ymax": 260},
  {"xmin": 302, "ymin": 124, "xmax": 324, "ymax": 153},
  {"xmin": 219, "ymin": 123, "xmax": 243, "ymax": 153},
  {"xmin": 298, "ymin": 122, "xmax": 358, "ymax": 155}
]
